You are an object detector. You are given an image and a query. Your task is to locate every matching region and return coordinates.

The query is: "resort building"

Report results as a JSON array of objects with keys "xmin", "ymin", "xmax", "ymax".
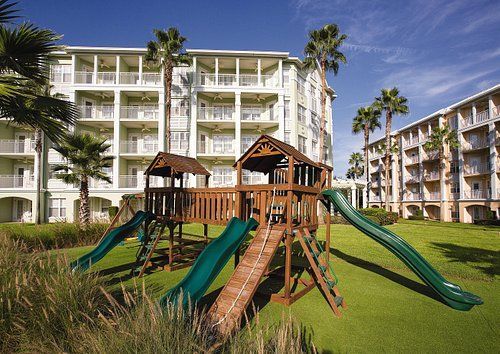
[
  {"xmin": 0, "ymin": 46, "xmax": 335, "ymax": 223},
  {"xmin": 367, "ymin": 84, "xmax": 500, "ymax": 223}
]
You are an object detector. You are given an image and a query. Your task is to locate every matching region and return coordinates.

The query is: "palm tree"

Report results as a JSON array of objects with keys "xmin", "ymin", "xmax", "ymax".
[
  {"xmin": 53, "ymin": 134, "xmax": 114, "ymax": 227},
  {"xmin": 352, "ymin": 105, "xmax": 381, "ymax": 186},
  {"xmin": 303, "ymin": 24, "xmax": 347, "ymax": 163},
  {"xmin": 347, "ymin": 152, "xmax": 364, "ymax": 180},
  {"xmin": 374, "ymin": 88, "xmax": 409, "ymax": 210},
  {"xmin": 145, "ymin": 28, "xmax": 190, "ymax": 153},
  {"xmin": 423, "ymin": 124, "xmax": 459, "ymax": 214}
]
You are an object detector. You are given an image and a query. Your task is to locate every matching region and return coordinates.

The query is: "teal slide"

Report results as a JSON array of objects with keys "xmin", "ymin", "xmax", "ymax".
[
  {"xmin": 160, "ymin": 217, "xmax": 259, "ymax": 309},
  {"xmin": 322, "ymin": 189, "xmax": 483, "ymax": 311},
  {"xmin": 70, "ymin": 211, "xmax": 154, "ymax": 272}
]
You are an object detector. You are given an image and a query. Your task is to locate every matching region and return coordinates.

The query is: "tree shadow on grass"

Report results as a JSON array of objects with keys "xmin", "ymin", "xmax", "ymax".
[
  {"xmin": 331, "ymin": 248, "xmax": 445, "ymax": 305},
  {"xmin": 431, "ymin": 242, "xmax": 499, "ymax": 278}
]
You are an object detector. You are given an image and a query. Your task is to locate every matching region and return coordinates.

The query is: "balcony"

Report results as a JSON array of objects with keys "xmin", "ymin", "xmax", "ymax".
[
  {"xmin": 403, "ymin": 137, "xmax": 419, "ymax": 148},
  {"xmin": 371, "ymin": 196, "xmax": 381, "ymax": 202},
  {"xmin": 198, "ymin": 107, "xmax": 234, "ymax": 121},
  {"xmin": 198, "ymin": 142, "xmax": 235, "ymax": 156},
  {"xmin": 120, "ymin": 140, "xmax": 158, "ymax": 155},
  {"xmin": 423, "ymin": 170, "xmax": 439, "ymax": 181},
  {"xmin": 48, "ymin": 150, "xmax": 65, "ymax": 163},
  {"xmin": 422, "ymin": 150, "xmax": 439, "ymax": 161},
  {"xmin": 0, "ymin": 175, "xmax": 34, "ymax": 188},
  {"xmin": 79, "ymin": 105, "xmax": 114, "ymax": 120},
  {"xmin": 0, "ymin": 139, "xmax": 35, "ymax": 154},
  {"xmin": 96, "ymin": 72, "xmax": 116, "ymax": 85},
  {"xmin": 74, "ymin": 71, "xmax": 162, "ymax": 86},
  {"xmin": 463, "ymin": 189, "xmax": 491, "ymax": 199},
  {"xmin": 404, "ymin": 192, "xmax": 422, "ymax": 201},
  {"xmin": 75, "ymin": 71, "xmax": 94, "ymax": 84},
  {"xmin": 119, "ymin": 175, "xmax": 161, "ymax": 188},
  {"xmin": 424, "ymin": 192, "xmax": 441, "ymax": 200},
  {"xmin": 197, "ymin": 73, "xmax": 278, "ymax": 88},
  {"xmin": 462, "ymin": 138, "xmax": 489, "ymax": 152},
  {"xmin": 405, "ymin": 155, "xmax": 419, "ymax": 165},
  {"xmin": 120, "ymin": 106, "xmax": 159, "ymax": 120},
  {"xmin": 88, "ymin": 176, "xmax": 113, "ymax": 189},
  {"xmin": 405, "ymin": 175, "xmax": 420, "ymax": 184},
  {"xmin": 241, "ymin": 107, "xmax": 277, "ymax": 122},
  {"xmin": 142, "ymin": 73, "xmax": 162, "ymax": 85},
  {"xmin": 461, "ymin": 109, "xmax": 491, "ymax": 129},
  {"xmin": 463, "ymin": 163, "xmax": 491, "ymax": 176},
  {"xmin": 119, "ymin": 72, "xmax": 140, "ymax": 85}
]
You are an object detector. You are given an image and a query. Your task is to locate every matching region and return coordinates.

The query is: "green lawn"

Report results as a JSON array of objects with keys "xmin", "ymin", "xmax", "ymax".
[{"xmin": 58, "ymin": 220, "xmax": 500, "ymax": 353}]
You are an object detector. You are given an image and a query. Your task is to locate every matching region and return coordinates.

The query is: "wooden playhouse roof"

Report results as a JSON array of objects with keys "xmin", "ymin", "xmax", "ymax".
[
  {"xmin": 145, "ymin": 152, "xmax": 210, "ymax": 177},
  {"xmin": 234, "ymin": 135, "xmax": 320, "ymax": 173}
]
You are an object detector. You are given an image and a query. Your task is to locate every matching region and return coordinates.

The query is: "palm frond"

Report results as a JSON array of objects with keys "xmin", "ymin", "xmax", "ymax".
[{"xmin": 0, "ymin": 0, "xmax": 18, "ymax": 24}]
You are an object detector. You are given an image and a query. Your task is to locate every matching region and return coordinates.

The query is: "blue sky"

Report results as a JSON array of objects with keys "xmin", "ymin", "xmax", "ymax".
[{"xmin": 23, "ymin": 0, "xmax": 500, "ymax": 176}]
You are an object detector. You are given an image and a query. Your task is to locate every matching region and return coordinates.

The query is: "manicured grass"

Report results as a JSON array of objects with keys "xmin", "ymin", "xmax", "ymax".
[{"xmin": 58, "ymin": 221, "xmax": 500, "ymax": 353}]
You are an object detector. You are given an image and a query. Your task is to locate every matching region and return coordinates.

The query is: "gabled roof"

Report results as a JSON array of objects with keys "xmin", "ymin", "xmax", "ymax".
[
  {"xmin": 145, "ymin": 152, "xmax": 210, "ymax": 177},
  {"xmin": 234, "ymin": 135, "xmax": 319, "ymax": 173}
]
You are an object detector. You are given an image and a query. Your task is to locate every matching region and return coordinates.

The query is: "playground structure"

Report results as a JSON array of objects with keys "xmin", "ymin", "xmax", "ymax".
[{"xmin": 71, "ymin": 134, "xmax": 483, "ymax": 336}]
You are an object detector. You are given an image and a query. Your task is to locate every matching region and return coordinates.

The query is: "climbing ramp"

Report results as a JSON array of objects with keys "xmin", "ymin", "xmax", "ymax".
[{"xmin": 209, "ymin": 224, "xmax": 286, "ymax": 335}]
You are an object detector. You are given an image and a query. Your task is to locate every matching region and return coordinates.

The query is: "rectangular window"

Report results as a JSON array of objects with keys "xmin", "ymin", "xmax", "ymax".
[
  {"xmin": 298, "ymin": 136, "xmax": 307, "ymax": 154},
  {"xmin": 50, "ymin": 64, "xmax": 71, "ymax": 83},
  {"xmin": 213, "ymin": 135, "xmax": 234, "ymax": 153},
  {"xmin": 241, "ymin": 135, "xmax": 258, "ymax": 154},
  {"xmin": 48, "ymin": 198, "xmax": 66, "ymax": 218},
  {"xmin": 449, "ymin": 160, "xmax": 459, "ymax": 174},
  {"xmin": 171, "ymin": 132, "xmax": 189, "ymax": 153},
  {"xmin": 213, "ymin": 167, "xmax": 233, "ymax": 186},
  {"xmin": 284, "ymin": 132, "xmax": 291, "ymax": 144},
  {"xmin": 172, "ymin": 99, "xmax": 190, "ymax": 116},
  {"xmin": 297, "ymin": 104, "xmax": 306, "ymax": 124},
  {"xmin": 297, "ymin": 75, "xmax": 306, "ymax": 95},
  {"xmin": 283, "ymin": 68, "xmax": 290, "ymax": 85}
]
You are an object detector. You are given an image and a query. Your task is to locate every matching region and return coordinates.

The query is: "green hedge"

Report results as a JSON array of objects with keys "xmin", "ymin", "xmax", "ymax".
[
  {"xmin": 408, "ymin": 209, "xmax": 425, "ymax": 220},
  {"xmin": 474, "ymin": 219, "xmax": 500, "ymax": 226},
  {"xmin": 359, "ymin": 208, "xmax": 398, "ymax": 225},
  {"xmin": 0, "ymin": 222, "xmax": 109, "ymax": 251}
]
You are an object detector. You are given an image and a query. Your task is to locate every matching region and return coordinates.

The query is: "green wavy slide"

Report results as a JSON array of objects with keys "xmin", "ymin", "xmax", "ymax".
[
  {"xmin": 322, "ymin": 189, "xmax": 483, "ymax": 311},
  {"xmin": 160, "ymin": 217, "xmax": 259, "ymax": 309},
  {"xmin": 70, "ymin": 211, "xmax": 154, "ymax": 272}
]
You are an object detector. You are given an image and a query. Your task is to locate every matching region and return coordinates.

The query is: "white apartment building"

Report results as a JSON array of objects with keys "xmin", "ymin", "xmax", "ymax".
[
  {"xmin": 0, "ymin": 46, "xmax": 335, "ymax": 223},
  {"xmin": 367, "ymin": 84, "xmax": 500, "ymax": 223}
]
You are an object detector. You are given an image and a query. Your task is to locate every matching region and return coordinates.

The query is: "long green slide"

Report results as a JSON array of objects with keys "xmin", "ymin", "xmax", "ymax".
[
  {"xmin": 70, "ymin": 211, "xmax": 154, "ymax": 272},
  {"xmin": 160, "ymin": 217, "xmax": 259, "ymax": 309},
  {"xmin": 322, "ymin": 189, "xmax": 483, "ymax": 311}
]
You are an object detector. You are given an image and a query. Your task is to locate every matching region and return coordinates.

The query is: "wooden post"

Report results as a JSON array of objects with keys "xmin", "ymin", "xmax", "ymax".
[
  {"xmin": 284, "ymin": 156, "xmax": 294, "ymax": 299},
  {"xmin": 234, "ymin": 160, "xmax": 243, "ymax": 267},
  {"xmin": 325, "ymin": 168, "xmax": 332, "ymax": 264},
  {"xmin": 178, "ymin": 175, "xmax": 183, "ymax": 254}
]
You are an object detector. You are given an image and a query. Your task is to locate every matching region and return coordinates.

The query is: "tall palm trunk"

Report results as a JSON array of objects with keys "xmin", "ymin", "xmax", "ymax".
[
  {"xmin": 384, "ymin": 110, "xmax": 392, "ymax": 211},
  {"xmin": 163, "ymin": 60, "xmax": 173, "ymax": 153},
  {"xmin": 364, "ymin": 125, "xmax": 370, "ymax": 203},
  {"xmin": 319, "ymin": 58, "xmax": 327, "ymax": 163},
  {"xmin": 79, "ymin": 176, "xmax": 90, "ymax": 227},
  {"xmin": 34, "ymin": 128, "xmax": 42, "ymax": 224}
]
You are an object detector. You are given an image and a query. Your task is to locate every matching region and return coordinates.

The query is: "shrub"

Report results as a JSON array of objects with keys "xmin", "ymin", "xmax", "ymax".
[
  {"xmin": 408, "ymin": 209, "xmax": 425, "ymax": 220},
  {"xmin": 108, "ymin": 206, "xmax": 119, "ymax": 220},
  {"xmin": 0, "ymin": 222, "xmax": 108, "ymax": 250},
  {"xmin": 329, "ymin": 215, "xmax": 350, "ymax": 224},
  {"xmin": 359, "ymin": 208, "xmax": 398, "ymax": 225},
  {"xmin": 474, "ymin": 219, "xmax": 500, "ymax": 226}
]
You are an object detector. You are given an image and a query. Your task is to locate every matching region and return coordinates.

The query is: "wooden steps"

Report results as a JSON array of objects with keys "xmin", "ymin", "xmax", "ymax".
[{"xmin": 209, "ymin": 225, "xmax": 285, "ymax": 335}]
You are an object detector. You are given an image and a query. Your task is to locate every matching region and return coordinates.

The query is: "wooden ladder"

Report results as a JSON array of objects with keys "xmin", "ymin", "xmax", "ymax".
[
  {"xmin": 296, "ymin": 227, "xmax": 346, "ymax": 317},
  {"xmin": 209, "ymin": 225, "xmax": 285, "ymax": 335},
  {"xmin": 133, "ymin": 220, "xmax": 166, "ymax": 277}
]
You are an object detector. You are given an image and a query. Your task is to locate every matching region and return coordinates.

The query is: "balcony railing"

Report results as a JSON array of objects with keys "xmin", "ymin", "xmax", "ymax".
[
  {"xmin": 197, "ymin": 73, "xmax": 278, "ymax": 87},
  {"xmin": 405, "ymin": 175, "xmax": 420, "ymax": 184},
  {"xmin": 464, "ymin": 189, "xmax": 491, "ymax": 199},
  {"xmin": 198, "ymin": 107, "xmax": 234, "ymax": 121},
  {"xmin": 462, "ymin": 138, "xmax": 488, "ymax": 151},
  {"xmin": 119, "ymin": 175, "xmax": 161, "ymax": 188},
  {"xmin": 0, "ymin": 139, "xmax": 35, "ymax": 153},
  {"xmin": 198, "ymin": 143, "xmax": 235, "ymax": 155},
  {"xmin": 96, "ymin": 72, "xmax": 116, "ymax": 84},
  {"xmin": 241, "ymin": 107, "xmax": 277, "ymax": 121},
  {"xmin": 461, "ymin": 109, "xmax": 491, "ymax": 129},
  {"xmin": 422, "ymin": 150, "xmax": 439, "ymax": 161},
  {"xmin": 120, "ymin": 106, "xmax": 159, "ymax": 119},
  {"xmin": 119, "ymin": 72, "xmax": 140, "ymax": 85},
  {"xmin": 142, "ymin": 73, "xmax": 162, "ymax": 85},
  {"xmin": 424, "ymin": 192, "xmax": 441, "ymax": 200},
  {"xmin": 88, "ymin": 176, "xmax": 113, "ymax": 189},
  {"xmin": 405, "ymin": 192, "xmax": 422, "ymax": 201},
  {"xmin": 75, "ymin": 71, "xmax": 94, "ymax": 84},
  {"xmin": 0, "ymin": 175, "xmax": 34, "ymax": 188},
  {"xmin": 423, "ymin": 170, "xmax": 439, "ymax": 181},
  {"xmin": 120, "ymin": 140, "xmax": 158, "ymax": 154},
  {"xmin": 79, "ymin": 105, "xmax": 114, "ymax": 119},
  {"xmin": 463, "ymin": 162, "xmax": 491, "ymax": 175},
  {"xmin": 404, "ymin": 137, "xmax": 419, "ymax": 147},
  {"xmin": 405, "ymin": 155, "xmax": 419, "ymax": 165},
  {"xmin": 48, "ymin": 150, "xmax": 65, "ymax": 163}
]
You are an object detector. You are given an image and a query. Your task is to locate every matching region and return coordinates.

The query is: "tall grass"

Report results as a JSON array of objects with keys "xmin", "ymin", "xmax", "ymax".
[
  {"xmin": 0, "ymin": 237, "xmax": 314, "ymax": 353},
  {"xmin": 0, "ymin": 222, "xmax": 108, "ymax": 250}
]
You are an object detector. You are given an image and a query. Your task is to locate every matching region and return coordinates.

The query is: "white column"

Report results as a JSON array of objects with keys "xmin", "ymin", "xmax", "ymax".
[
  {"xmin": 277, "ymin": 94, "xmax": 285, "ymax": 140},
  {"xmin": 391, "ymin": 157, "xmax": 397, "ymax": 203},
  {"xmin": 488, "ymin": 95, "xmax": 494, "ymax": 119},
  {"xmin": 115, "ymin": 56, "xmax": 120, "ymax": 85},
  {"xmin": 362, "ymin": 185, "xmax": 367, "ymax": 208},
  {"xmin": 71, "ymin": 54, "xmax": 76, "ymax": 85},
  {"xmin": 457, "ymin": 131, "xmax": 465, "ymax": 199},
  {"xmin": 399, "ymin": 136, "xmax": 406, "ymax": 200},
  {"xmin": 489, "ymin": 122, "xmax": 497, "ymax": 199},
  {"xmin": 235, "ymin": 91, "xmax": 242, "ymax": 159},
  {"xmin": 113, "ymin": 90, "xmax": 121, "ymax": 189},
  {"xmin": 418, "ymin": 144, "xmax": 424, "ymax": 200},
  {"xmin": 138, "ymin": 55, "xmax": 143, "ymax": 85},
  {"xmin": 158, "ymin": 89, "xmax": 166, "ymax": 152},
  {"xmin": 214, "ymin": 57, "xmax": 219, "ymax": 86},
  {"xmin": 192, "ymin": 56, "xmax": 197, "ymax": 85},
  {"xmin": 472, "ymin": 102, "xmax": 477, "ymax": 124},
  {"xmin": 189, "ymin": 92, "xmax": 198, "ymax": 187},
  {"xmin": 439, "ymin": 115, "xmax": 446, "ymax": 201},
  {"xmin": 236, "ymin": 58, "xmax": 240, "ymax": 86},
  {"xmin": 278, "ymin": 59, "xmax": 283, "ymax": 87},
  {"xmin": 257, "ymin": 59, "xmax": 262, "ymax": 86},
  {"xmin": 350, "ymin": 186, "xmax": 356, "ymax": 208},
  {"xmin": 457, "ymin": 108, "xmax": 462, "ymax": 129},
  {"xmin": 93, "ymin": 55, "xmax": 98, "ymax": 84}
]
